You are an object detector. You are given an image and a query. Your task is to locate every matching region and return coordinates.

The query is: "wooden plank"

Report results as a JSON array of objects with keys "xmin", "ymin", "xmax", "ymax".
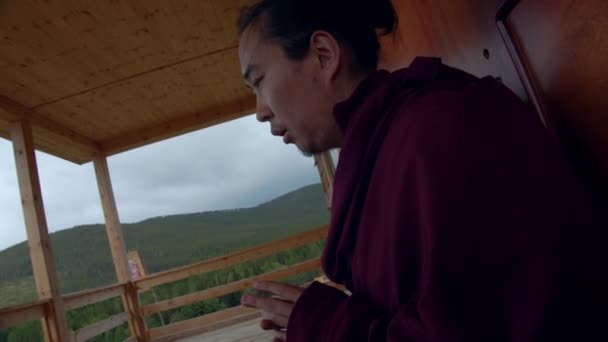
[
  {"xmin": 100, "ymin": 96, "xmax": 255, "ymax": 156},
  {"xmin": 314, "ymin": 275, "xmax": 350, "ymax": 294},
  {"xmin": 152, "ymin": 311, "xmax": 262, "ymax": 342},
  {"xmin": 314, "ymin": 152, "xmax": 336, "ymax": 209},
  {"xmin": 63, "ymin": 282, "xmax": 127, "ymax": 311},
  {"xmin": 143, "ymin": 258, "xmax": 321, "ymax": 315},
  {"xmin": 0, "ymin": 95, "xmax": 100, "ymax": 161},
  {"xmin": 123, "ymin": 337, "xmax": 136, "ymax": 342},
  {"xmin": 497, "ymin": 12, "xmax": 553, "ymax": 132},
  {"xmin": 10, "ymin": 120, "xmax": 71, "ymax": 342},
  {"xmin": 73, "ymin": 312, "xmax": 129, "ymax": 342},
  {"xmin": 34, "ymin": 47, "xmax": 249, "ymax": 141},
  {"xmin": 0, "ymin": 299, "xmax": 50, "ymax": 330},
  {"xmin": 149, "ymin": 305, "xmax": 258, "ymax": 340},
  {"xmin": 136, "ymin": 225, "xmax": 328, "ymax": 290}
]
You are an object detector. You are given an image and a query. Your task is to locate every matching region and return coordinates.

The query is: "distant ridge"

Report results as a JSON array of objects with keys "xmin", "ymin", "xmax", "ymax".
[{"xmin": 0, "ymin": 183, "xmax": 329, "ymax": 304}]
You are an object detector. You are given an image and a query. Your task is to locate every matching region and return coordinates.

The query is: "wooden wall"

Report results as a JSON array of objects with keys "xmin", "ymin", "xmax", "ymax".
[
  {"xmin": 382, "ymin": 0, "xmax": 608, "ymax": 201},
  {"xmin": 510, "ymin": 0, "xmax": 608, "ymax": 199}
]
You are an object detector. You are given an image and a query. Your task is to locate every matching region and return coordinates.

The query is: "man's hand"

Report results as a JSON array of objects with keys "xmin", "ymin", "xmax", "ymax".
[{"xmin": 241, "ymin": 281, "xmax": 304, "ymax": 342}]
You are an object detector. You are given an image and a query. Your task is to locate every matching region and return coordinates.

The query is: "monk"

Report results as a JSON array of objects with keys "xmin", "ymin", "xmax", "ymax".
[{"xmin": 236, "ymin": 0, "xmax": 607, "ymax": 341}]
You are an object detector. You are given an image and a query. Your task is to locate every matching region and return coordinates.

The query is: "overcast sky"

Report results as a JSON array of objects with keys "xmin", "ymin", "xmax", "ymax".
[{"xmin": 0, "ymin": 114, "xmax": 325, "ymax": 251}]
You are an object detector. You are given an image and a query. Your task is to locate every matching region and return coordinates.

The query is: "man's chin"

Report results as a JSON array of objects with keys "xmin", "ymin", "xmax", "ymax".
[
  {"xmin": 299, "ymin": 150, "xmax": 314, "ymax": 158},
  {"xmin": 295, "ymin": 142, "xmax": 329, "ymax": 158},
  {"xmin": 294, "ymin": 142, "xmax": 314, "ymax": 158}
]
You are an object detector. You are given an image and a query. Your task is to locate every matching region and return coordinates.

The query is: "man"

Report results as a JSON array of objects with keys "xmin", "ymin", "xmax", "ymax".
[{"xmin": 237, "ymin": 0, "xmax": 607, "ymax": 341}]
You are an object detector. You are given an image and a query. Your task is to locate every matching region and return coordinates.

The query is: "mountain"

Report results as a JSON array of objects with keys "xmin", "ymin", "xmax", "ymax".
[{"xmin": 0, "ymin": 183, "xmax": 329, "ymax": 308}]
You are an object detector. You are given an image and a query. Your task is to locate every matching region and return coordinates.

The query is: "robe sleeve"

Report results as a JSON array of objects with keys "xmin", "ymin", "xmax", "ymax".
[{"xmin": 286, "ymin": 79, "xmax": 598, "ymax": 341}]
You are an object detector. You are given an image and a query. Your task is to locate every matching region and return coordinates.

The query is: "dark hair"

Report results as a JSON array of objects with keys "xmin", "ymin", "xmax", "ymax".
[{"xmin": 238, "ymin": 0, "xmax": 398, "ymax": 72}]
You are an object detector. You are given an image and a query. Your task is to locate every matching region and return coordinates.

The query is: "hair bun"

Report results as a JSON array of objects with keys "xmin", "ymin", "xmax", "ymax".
[
  {"xmin": 238, "ymin": 0, "xmax": 397, "ymax": 70},
  {"xmin": 348, "ymin": 0, "xmax": 397, "ymax": 35},
  {"xmin": 369, "ymin": 0, "xmax": 398, "ymax": 34}
]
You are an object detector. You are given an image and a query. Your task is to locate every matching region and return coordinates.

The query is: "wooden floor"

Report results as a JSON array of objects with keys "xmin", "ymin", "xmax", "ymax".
[{"xmin": 175, "ymin": 318, "xmax": 274, "ymax": 342}]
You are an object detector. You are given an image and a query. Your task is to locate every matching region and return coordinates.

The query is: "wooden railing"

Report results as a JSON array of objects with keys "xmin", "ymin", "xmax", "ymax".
[
  {"xmin": 72, "ymin": 313, "xmax": 130, "ymax": 342},
  {"xmin": 61, "ymin": 282, "xmax": 132, "ymax": 342},
  {"xmin": 136, "ymin": 225, "xmax": 328, "ymax": 290},
  {"xmin": 63, "ymin": 282, "xmax": 127, "ymax": 311},
  {"xmin": 0, "ymin": 299, "xmax": 50, "ymax": 331},
  {"xmin": 0, "ymin": 224, "xmax": 328, "ymax": 342},
  {"xmin": 137, "ymin": 224, "xmax": 328, "ymax": 341}
]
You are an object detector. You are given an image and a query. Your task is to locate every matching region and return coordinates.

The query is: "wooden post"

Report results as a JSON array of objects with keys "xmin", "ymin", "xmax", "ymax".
[
  {"xmin": 124, "ymin": 282, "xmax": 149, "ymax": 341},
  {"xmin": 128, "ymin": 250, "xmax": 166, "ymax": 326},
  {"xmin": 314, "ymin": 151, "xmax": 336, "ymax": 209},
  {"xmin": 9, "ymin": 120, "xmax": 70, "ymax": 342},
  {"xmin": 93, "ymin": 156, "xmax": 148, "ymax": 341},
  {"xmin": 93, "ymin": 156, "xmax": 130, "ymax": 282}
]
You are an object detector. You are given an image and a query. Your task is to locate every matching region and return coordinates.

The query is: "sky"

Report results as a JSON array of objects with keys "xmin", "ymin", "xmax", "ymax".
[{"xmin": 0, "ymin": 114, "xmax": 328, "ymax": 251}]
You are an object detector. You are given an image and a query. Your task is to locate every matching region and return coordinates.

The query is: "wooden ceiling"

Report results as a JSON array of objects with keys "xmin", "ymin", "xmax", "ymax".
[
  {"xmin": 1, "ymin": 0, "xmax": 606, "ymax": 198},
  {"xmin": 0, "ymin": 0, "xmax": 256, "ymax": 164}
]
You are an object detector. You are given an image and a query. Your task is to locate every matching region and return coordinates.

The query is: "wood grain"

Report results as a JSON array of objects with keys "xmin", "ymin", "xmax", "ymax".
[
  {"xmin": 10, "ymin": 120, "xmax": 70, "ymax": 342},
  {"xmin": 509, "ymin": 0, "xmax": 608, "ymax": 195}
]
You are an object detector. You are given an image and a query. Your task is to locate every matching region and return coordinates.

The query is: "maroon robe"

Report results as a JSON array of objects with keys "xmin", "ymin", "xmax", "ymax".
[{"xmin": 287, "ymin": 57, "xmax": 607, "ymax": 341}]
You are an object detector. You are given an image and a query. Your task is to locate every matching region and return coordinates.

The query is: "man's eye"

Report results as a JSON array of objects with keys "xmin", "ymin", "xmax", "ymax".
[{"xmin": 254, "ymin": 77, "xmax": 264, "ymax": 88}]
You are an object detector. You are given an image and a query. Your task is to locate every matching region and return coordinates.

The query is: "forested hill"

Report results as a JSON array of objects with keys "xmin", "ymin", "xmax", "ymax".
[{"xmin": 0, "ymin": 183, "xmax": 329, "ymax": 303}]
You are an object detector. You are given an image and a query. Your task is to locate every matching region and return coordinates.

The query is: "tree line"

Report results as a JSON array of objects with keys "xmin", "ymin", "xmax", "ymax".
[{"xmin": 0, "ymin": 242, "xmax": 324, "ymax": 342}]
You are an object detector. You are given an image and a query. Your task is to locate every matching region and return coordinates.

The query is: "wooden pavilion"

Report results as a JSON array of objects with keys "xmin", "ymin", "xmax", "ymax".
[{"xmin": 0, "ymin": 0, "xmax": 606, "ymax": 341}]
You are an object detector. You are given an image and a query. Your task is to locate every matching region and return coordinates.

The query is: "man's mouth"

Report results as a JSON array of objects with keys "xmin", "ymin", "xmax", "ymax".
[
  {"xmin": 271, "ymin": 128, "xmax": 293, "ymax": 144},
  {"xmin": 282, "ymin": 131, "xmax": 292, "ymax": 144},
  {"xmin": 271, "ymin": 128, "xmax": 286, "ymax": 137}
]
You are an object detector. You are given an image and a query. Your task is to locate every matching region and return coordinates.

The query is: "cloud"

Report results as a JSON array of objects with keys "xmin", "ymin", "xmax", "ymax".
[{"xmin": 0, "ymin": 115, "xmax": 321, "ymax": 251}]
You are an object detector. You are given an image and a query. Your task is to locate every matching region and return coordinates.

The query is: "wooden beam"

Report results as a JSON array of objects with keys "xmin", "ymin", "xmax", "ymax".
[
  {"xmin": 148, "ymin": 305, "xmax": 258, "ymax": 340},
  {"xmin": 0, "ymin": 299, "xmax": 50, "ymax": 330},
  {"xmin": 93, "ymin": 156, "xmax": 148, "ymax": 341},
  {"xmin": 314, "ymin": 151, "xmax": 336, "ymax": 209},
  {"xmin": 93, "ymin": 156, "xmax": 130, "ymax": 282},
  {"xmin": 73, "ymin": 312, "xmax": 129, "ymax": 342},
  {"xmin": 136, "ymin": 225, "xmax": 328, "ymax": 290},
  {"xmin": 101, "ymin": 96, "xmax": 256, "ymax": 156},
  {"xmin": 1, "ymin": 96, "xmax": 100, "ymax": 160},
  {"xmin": 63, "ymin": 282, "xmax": 127, "ymax": 311},
  {"xmin": 143, "ymin": 258, "xmax": 321, "ymax": 315},
  {"xmin": 10, "ymin": 120, "xmax": 70, "ymax": 342}
]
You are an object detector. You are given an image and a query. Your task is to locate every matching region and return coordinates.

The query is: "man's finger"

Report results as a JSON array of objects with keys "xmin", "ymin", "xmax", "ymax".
[
  {"xmin": 260, "ymin": 316, "xmax": 289, "ymax": 330},
  {"xmin": 272, "ymin": 330, "xmax": 286, "ymax": 342},
  {"xmin": 260, "ymin": 318, "xmax": 282, "ymax": 330},
  {"xmin": 261, "ymin": 311, "xmax": 288, "ymax": 330},
  {"xmin": 261, "ymin": 311, "xmax": 289, "ymax": 328},
  {"xmin": 241, "ymin": 294, "xmax": 293, "ymax": 317},
  {"xmin": 254, "ymin": 281, "xmax": 303, "ymax": 302}
]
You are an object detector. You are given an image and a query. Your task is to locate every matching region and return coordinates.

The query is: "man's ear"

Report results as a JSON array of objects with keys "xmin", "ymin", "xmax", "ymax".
[{"xmin": 309, "ymin": 30, "xmax": 341, "ymax": 82}]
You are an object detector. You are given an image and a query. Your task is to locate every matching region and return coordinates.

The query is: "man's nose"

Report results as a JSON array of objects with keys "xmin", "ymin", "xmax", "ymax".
[{"xmin": 255, "ymin": 95, "xmax": 272, "ymax": 122}]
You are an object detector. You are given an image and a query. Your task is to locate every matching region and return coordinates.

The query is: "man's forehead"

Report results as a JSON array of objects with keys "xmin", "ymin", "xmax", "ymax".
[{"xmin": 239, "ymin": 25, "xmax": 265, "ymax": 70}]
